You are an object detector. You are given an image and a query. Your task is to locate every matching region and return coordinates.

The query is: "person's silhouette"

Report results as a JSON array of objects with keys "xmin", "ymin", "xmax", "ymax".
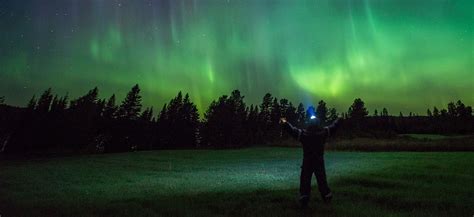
[{"xmin": 280, "ymin": 116, "xmax": 341, "ymax": 208}]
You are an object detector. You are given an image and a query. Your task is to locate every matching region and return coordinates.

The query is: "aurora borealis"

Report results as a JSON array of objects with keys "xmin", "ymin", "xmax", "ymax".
[{"xmin": 0, "ymin": 0, "xmax": 472, "ymax": 114}]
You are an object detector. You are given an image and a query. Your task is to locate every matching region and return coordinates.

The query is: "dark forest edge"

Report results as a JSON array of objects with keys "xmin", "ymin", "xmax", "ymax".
[{"xmin": 0, "ymin": 85, "xmax": 473, "ymax": 156}]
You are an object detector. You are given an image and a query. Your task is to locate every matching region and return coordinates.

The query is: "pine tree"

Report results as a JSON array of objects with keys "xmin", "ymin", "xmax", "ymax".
[
  {"xmin": 270, "ymin": 98, "xmax": 281, "ymax": 125},
  {"xmin": 148, "ymin": 107, "xmax": 154, "ymax": 121},
  {"xmin": 158, "ymin": 103, "xmax": 167, "ymax": 123},
  {"xmin": 50, "ymin": 94, "xmax": 67, "ymax": 114},
  {"xmin": 229, "ymin": 90, "xmax": 246, "ymax": 122},
  {"xmin": 118, "ymin": 84, "xmax": 142, "ymax": 120},
  {"xmin": 156, "ymin": 103, "xmax": 169, "ymax": 147},
  {"xmin": 203, "ymin": 90, "xmax": 247, "ymax": 147},
  {"xmin": 27, "ymin": 95, "xmax": 37, "ymax": 110},
  {"xmin": 140, "ymin": 107, "xmax": 154, "ymax": 122},
  {"xmin": 246, "ymin": 104, "xmax": 260, "ymax": 143},
  {"xmin": 440, "ymin": 109, "xmax": 448, "ymax": 117},
  {"xmin": 59, "ymin": 94, "xmax": 69, "ymax": 110},
  {"xmin": 433, "ymin": 106, "xmax": 440, "ymax": 117},
  {"xmin": 50, "ymin": 95, "xmax": 59, "ymax": 113},
  {"xmin": 327, "ymin": 108, "xmax": 338, "ymax": 123},
  {"xmin": 103, "ymin": 94, "xmax": 118, "ymax": 119},
  {"xmin": 0, "ymin": 96, "xmax": 4, "ymax": 105},
  {"xmin": 455, "ymin": 100, "xmax": 471, "ymax": 118},
  {"xmin": 373, "ymin": 109, "xmax": 378, "ymax": 117},
  {"xmin": 447, "ymin": 102, "xmax": 457, "ymax": 117},
  {"xmin": 285, "ymin": 102, "xmax": 297, "ymax": 123},
  {"xmin": 279, "ymin": 98, "xmax": 289, "ymax": 119},
  {"xmin": 259, "ymin": 93, "xmax": 273, "ymax": 127},
  {"xmin": 70, "ymin": 87, "xmax": 99, "ymax": 107},
  {"xmin": 37, "ymin": 88, "xmax": 53, "ymax": 113},
  {"xmin": 69, "ymin": 87, "xmax": 100, "ymax": 120},
  {"xmin": 228, "ymin": 90, "xmax": 247, "ymax": 146},
  {"xmin": 382, "ymin": 108, "xmax": 389, "ymax": 117},
  {"xmin": 97, "ymin": 99, "xmax": 106, "ymax": 117},
  {"xmin": 166, "ymin": 91, "xmax": 183, "ymax": 125},
  {"xmin": 268, "ymin": 97, "xmax": 282, "ymax": 140},
  {"xmin": 296, "ymin": 103, "xmax": 306, "ymax": 126},
  {"xmin": 182, "ymin": 94, "xmax": 199, "ymax": 124},
  {"xmin": 49, "ymin": 94, "xmax": 68, "ymax": 114},
  {"xmin": 348, "ymin": 98, "xmax": 368, "ymax": 119},
  {"xmin": 427, "ymin": 109, "xmax": 432, "ymax": 117},
  {"xmin": 316, "ymin": 100, "xmax": 328, "ymax": 125},
  {"xmin": 159, "ymin": 92, "xmax": 199, "ymax": 148},
  {"xmin": 203, "ymin": 96, "xmax": 228, "ymax": 147}
]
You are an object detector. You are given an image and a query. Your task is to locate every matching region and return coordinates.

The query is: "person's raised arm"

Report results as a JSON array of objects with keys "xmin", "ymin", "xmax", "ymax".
[
  {"xmin": 280, "ymin": 118, "xmax": 303, "ymax": 141},
  {"xmin": 324, "ymin": 118, "xmax": 342, "ymax": 137}
]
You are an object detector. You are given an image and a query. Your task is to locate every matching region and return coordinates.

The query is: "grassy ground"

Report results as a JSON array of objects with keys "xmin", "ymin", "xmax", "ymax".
[
  {"xmin": 400, "ymin": 134, "xmax": 472, "ymax": 140},
  {"xmin": 327, "ymin": 135, "xmax": 474, "ymax": 152},
  {"xmin": 1, "ymin": 148, "xmax": 473, "ymax": 217}
]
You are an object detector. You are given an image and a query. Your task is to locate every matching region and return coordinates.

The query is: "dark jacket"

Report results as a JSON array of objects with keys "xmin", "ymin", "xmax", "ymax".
[{"xmin": 283, "ymin": 119, "xmax": 341, "ymax": 157}]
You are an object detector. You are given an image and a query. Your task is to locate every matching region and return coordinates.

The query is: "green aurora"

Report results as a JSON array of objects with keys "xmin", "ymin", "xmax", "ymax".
[{"xmin": 0, "ymin": 0, "xmax": 472, "ymax": 115}]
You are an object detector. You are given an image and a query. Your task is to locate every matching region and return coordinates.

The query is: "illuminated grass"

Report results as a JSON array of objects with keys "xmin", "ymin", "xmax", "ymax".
[{"xmin": 0, "ymin": 148, "xmax": 472, "ymax": 217}]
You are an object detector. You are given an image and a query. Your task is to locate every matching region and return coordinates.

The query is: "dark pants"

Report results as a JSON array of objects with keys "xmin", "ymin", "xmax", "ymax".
[{"xmin": 300, "ymin": 155, "xmax": 331, "ymax": 199}]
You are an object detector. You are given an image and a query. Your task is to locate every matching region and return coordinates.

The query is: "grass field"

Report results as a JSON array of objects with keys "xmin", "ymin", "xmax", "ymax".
[
  {"xmin": 1, "ymin": 148, "xmax": 473, "ymax": 217},
  {"xmin": 327, "ymin": 135, "xmax": 474, "ymax": 152},
  {"xmin": 400, "ymin": 134, "xmax": 472, "ymax": 140}
]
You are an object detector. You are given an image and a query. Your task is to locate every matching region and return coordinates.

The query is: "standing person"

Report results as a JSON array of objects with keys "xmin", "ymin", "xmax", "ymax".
[{"xmin": 280, "ymin": 116, "xmax": 341, "ymax": 208}]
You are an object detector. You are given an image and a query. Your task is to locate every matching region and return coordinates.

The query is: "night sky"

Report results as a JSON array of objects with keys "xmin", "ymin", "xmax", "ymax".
[{"xmin": 0, "ymin": 0, "xmax": 472, "ymax": 115}]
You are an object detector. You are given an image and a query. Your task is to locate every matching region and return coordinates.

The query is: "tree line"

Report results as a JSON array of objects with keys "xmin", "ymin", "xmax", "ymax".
[{"xmin": 0, "ymin": 85, "xmax": 472, "ymax": 155}]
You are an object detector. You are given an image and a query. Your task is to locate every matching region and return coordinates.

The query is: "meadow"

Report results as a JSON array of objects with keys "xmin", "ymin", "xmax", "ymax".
[{"xmin": 0, "ymin": 147, "xmax": 473, "ymax": 217}]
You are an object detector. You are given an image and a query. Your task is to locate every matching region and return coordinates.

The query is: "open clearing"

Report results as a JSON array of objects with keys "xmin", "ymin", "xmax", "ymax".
[{"xmin": 1, "ymin": 148, "xmax": 473, "ymax": 217}]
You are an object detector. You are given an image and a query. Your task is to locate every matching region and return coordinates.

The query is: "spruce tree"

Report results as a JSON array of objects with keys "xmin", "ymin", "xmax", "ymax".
[
  {"xmin": 259, "ymin": 93, "xmax": 273, "ymax": 127},
  {"xmin": 118, "ymin": 84, "xmax": 142, "ymax": 120},
  {"xmin": 182, "ymin": 94, "xmax": 199, "ymax": 146},
  {"xmin": 140, "ymin": 107, "xmax": 154, "ymax": 122},
  {"xmin": 270, "ymin": 98, "xmax": 281, "ymax": 126},
  {"xmin": 285, "ymin": 102, "xmax": 297, "ymax": 123},
  {"xmin": 348, "ymin": 98, "xmax": 368, "ymax": 119},
  {"xmin": 50, "ymin": 94, "xmax": 68, "ymax": 114},
  {"xmin": 382, "ymin": 108, "xmax": 389, "ymax": 117},
  {"xmin": 27, "ymin": 95, "xmax": 37, "ymax": 110},
  {"xmin": 50, "ymin": 95, "xmax": 60, "ymax": 114},
  {"xmin": 37, "ymin": 88, "xmax": 53, "ymax": 113},
  {"xmin": 203, "ymin": 90, "xmax": 247, "ymax": 147},
  {"xmin": 433, "ymin": 106, "xmax": 440, "ymax": 117},
  {"xmin": 316, "ymin": 100, "xmax": 328, "ymax": 125},
  {"xmin": 447, "ymin": 102, "xmax": 457, "ymax": 117},
  {"xmin": 59, "ymin": 94, "xmax": 68, "ymax": 110},
  {"xmin": 166, "ymin": 91, "xmax": 183, "ymax": 124},
  {"xmin": 158, "ymin": 103, "xmax": 167, "ymax": 123},
  {"xmin": 246, "ymin": 104, "xmax": 259, "ymax": 143},
  {"xmin": 440, "ymin": 109, "xmax": 448, "ymax": 117},
  {"xmin": 455, "ymin": 100, "xmax": 471, "ymax": 118},
  {"xmin": 427, "ymin": 109, "xmax": 432, "ymax": 117},
  {"xmin": 279, "ymin": 98, "xmax": 289, "ymax": 119},
  {"xmin": 69, "ymin": 87, "xmax": 99, "ymax": 118},
  {"xmin": 228, "ymin": 90, "xmax": 246, "ymax": 146},
  {"xmin": 296, "ymin": 103, "xmax": 306, "ymax": 126},
  {"xmin": 103, "ymin": 94, "xmax": 118, "ymax": 119},
  {"xmin": 327, "ymin": 108, "xmax": 338, "ymax": 123}
]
